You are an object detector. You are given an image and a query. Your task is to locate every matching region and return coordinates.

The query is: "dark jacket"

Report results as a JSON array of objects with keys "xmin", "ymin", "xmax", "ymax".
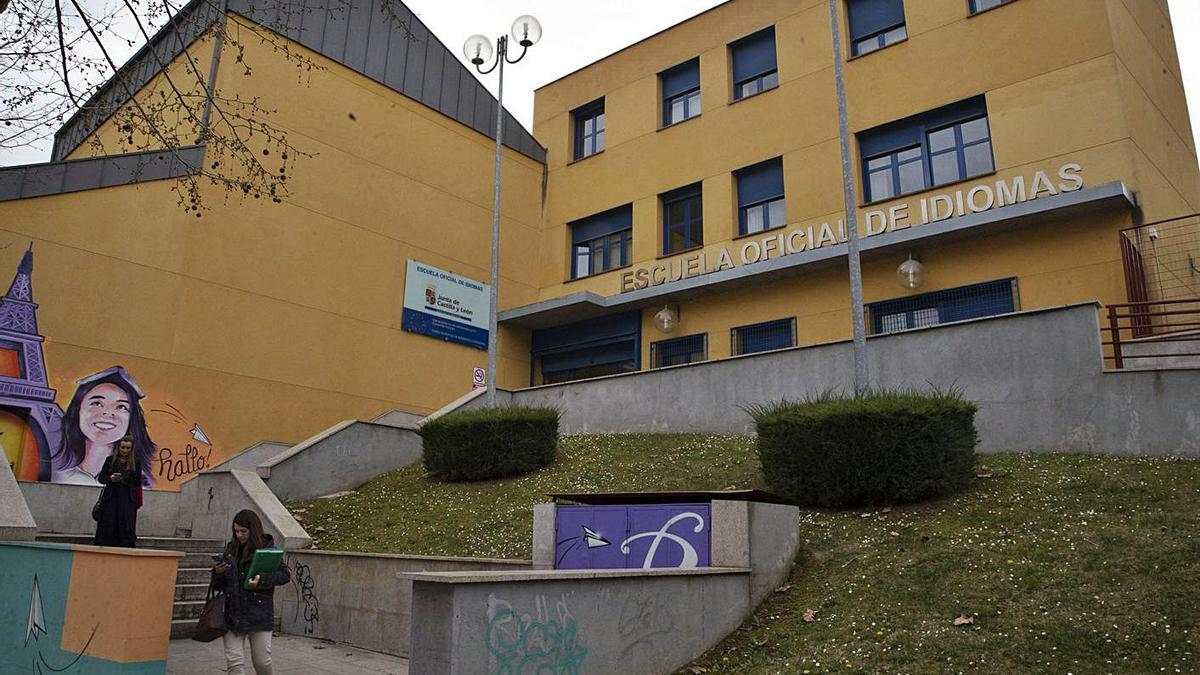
[
  {"xmin": 212, "ymin": 534, "xmax": 290, "ymax": 633},
  {"xmin": 94, "ymin": 457, "xmax": 139, "ymax": 547}
]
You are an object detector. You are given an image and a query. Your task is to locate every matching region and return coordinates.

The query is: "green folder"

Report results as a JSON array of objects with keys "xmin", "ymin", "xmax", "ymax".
[{"xmin": 242, "ymin": 548, "xmax": 284, "ymax": 590}]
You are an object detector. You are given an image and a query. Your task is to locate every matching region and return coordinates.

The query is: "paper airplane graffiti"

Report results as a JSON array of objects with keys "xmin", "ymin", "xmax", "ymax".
[
  {"xmin": 190, "ymin": 424, "xmax": 211, "ymax": 444},
  {"xmin": 26, "ymin": 575, "xmax": 46, "ymax": 647},
  {"xmin": 582, "ymin": 526, "xmax": 610, "ymax": 549}
]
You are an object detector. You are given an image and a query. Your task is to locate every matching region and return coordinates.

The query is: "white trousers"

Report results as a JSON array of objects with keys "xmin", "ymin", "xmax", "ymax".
[{"xmin": 222, "ymin": 629, "xmax": 273, "ymax": 674}]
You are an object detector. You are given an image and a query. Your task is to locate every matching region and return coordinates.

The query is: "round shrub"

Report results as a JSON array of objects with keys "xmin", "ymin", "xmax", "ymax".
[
  {"xmin": 418, "ymin": 405, "xmax": 560, "ymax": 481},
  {"xmin": 750, "ymin": 390, "xmax": 978, "ymax": 508}
]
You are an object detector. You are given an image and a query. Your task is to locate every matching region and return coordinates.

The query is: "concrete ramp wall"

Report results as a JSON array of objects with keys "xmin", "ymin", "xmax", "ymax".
[{"xmin": 464, "ymin": 303, "xmax": 1198, "ymax": 457}]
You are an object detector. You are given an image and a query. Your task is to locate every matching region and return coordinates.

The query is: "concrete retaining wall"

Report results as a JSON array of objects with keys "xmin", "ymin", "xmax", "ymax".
[
  {"xmin": 471, "ymin": 304, "xmax": 1197, "ymax": 456},
  {"xmin": 17, "ymin": 469, "xmax": 311, "ymax": 549},
  {"xmin": 205, "ymin": 440, "xmax": 291, "ymax": 473},
  {"xmin": 19, "ymin": 480, "xmax": 182, "ymax": 537},
  {"xmin": 409, "ymin": 568, "xmax": 750, "ymax": 674},
  {"xmin": 278, "ymin": 550, "xmax": 531, "ymax": 657},
  {"xmin": 258, "ymin": 421, "xmax": 423, "ymax": 502}
]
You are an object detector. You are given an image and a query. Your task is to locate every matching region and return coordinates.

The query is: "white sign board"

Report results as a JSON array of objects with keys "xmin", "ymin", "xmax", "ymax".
[{"xmin": 401, "ymin": 260, "xmax": 490, "ymax": 350}]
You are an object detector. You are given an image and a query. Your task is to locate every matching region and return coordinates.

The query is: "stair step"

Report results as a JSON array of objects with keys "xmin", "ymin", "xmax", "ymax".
[
  {"xmin": 175, "ymin": 583, "xmax": 211, "ymax": 602},
  {"xmin": 177, "ymin": 567, "xmax": 213, "ymax": 585},
  {"xmin": 36, "ymin": 533, "xmax": 225, "ymax": 553},
  {"xmin": 171, "ymin": 618, "xmax": 197, "ymax": 640},
  {"xmin": 174, "ymin": 599, "xmax": 207, "ymax": 621}
]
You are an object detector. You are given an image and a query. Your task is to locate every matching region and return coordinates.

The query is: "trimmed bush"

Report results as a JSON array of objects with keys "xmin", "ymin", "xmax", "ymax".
[
  {"xmin": 749, "ymin": 390, "xmax": 978, "ymax": 508},
  {"xmin": 419, "ymin": 406, "xmax": 560, "ymax": 481}
]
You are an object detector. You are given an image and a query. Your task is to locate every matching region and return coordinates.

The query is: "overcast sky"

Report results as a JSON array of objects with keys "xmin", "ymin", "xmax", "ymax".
[{"xmin": 5, "ymin": 0, "xmax": 1200, "ymax": 166}]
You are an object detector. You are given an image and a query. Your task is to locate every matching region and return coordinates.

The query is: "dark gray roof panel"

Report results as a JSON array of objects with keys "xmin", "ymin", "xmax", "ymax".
[
  {"xmin": 52, "ymin": 0, "xmax": 545, "ymax": 164},
  {"xmin": 52, "ymin": 0, "xmax": 221, "ymax": 161},
  {"xmin": 0, "ymin": 147, "xmax": 204, "ymax": 202}
]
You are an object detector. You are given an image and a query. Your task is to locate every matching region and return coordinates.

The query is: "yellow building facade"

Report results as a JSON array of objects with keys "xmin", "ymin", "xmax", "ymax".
[
  {"xmin": 0, "ymin": 0, "xmax": 1197, "ymax": 485},
  {"xmin": 511, "ymin": 0, "xmax": 1199, "ymax": 384}
]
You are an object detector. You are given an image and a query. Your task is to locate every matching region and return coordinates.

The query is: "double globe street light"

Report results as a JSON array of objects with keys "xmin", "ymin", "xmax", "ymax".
[{"xmin": 463, "ymin": 16, "xmax": 542, "ymax": 407}]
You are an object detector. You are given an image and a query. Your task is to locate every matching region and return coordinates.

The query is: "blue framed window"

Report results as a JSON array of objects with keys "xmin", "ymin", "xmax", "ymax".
[
  {"xmin": 868, "ymin": 278, "xmax": 1019, "ymax": 334},
  {"xmin": 730, "ymin": 27, "xmax": 778, "ymax": 100},
  {"xmin": 731, "ymin": 317, "xmax": 796, "ymax": 356},
  {"xmin": 847, "ymin": 0, "xmax": 907, "ymax": 56},
  {"xmin": 661, "ymin": 58, "xmax": 701, "ymax": 126},
  {"xmin": 970, "ymin": 0, "xmax": 1017, "ymax": 13},
  {"xmin": 859, "ymin": 95, "xmax": 995, "ymax": 203},
  {"xmin": 573, "ymin": 98, "xmax": 605, "ymax": 160},
  {"xmin": 651, "ymin": 333, "xmax": 707, "ymax": 368},
  {"xmin": 533, "ymin": 312, "xmax": 640, "ymax": 385},
  {"xmin": 662, "ymin": 183, "xmax": 703, "ymax": 255},
  {"xmin": 736, "ymin": 157, "xmax": 785, "ymax": 235},
  {"xmin": 571, "ymin": 205, "xmax": 632, "ymax": 279}
]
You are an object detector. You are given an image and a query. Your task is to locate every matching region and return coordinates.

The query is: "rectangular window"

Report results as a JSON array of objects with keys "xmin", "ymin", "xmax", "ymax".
[
  {"xmin": 661, "ymin": 183, "xmax": 703, "ymax": 255},
  {"xmin": 847, "ymin": 0, "xmax": 907, "ymax": 56},
  {"xmin": 533, "ymin": 312, "xmax": 640, "ymax": 385},
  {"xmin": 651, "ymin": 333, "xmax": 707, "ymax": 369},
  {"xmin": 730, "ymin": 27, "xmax": 778, "ymax": 101},
  {"xmin": 859, "ymin": 95, "xmax": 995, "ymax": 203},
  {"xmin": 661, "ymin": 58, "xmax": 701, "ymax": 127},
  {"xmin": 736, "ymin": 157, "xmax": 785, "ymax": 235},
  {"xmin": 731, "ymin": 317, "xmax": 796, "ymax": 356},
  {"xmin": 867, "ymin": 278, "xmax": 1019, "ymax": 334},
  {"xmin": 570, "ymin": 205, "xmax": 632, "ymax": 279},
  {"xmin": 573, "ymin": 98, "xmax": 605, "ymax": 160},
  {"xmin": 970, "ymin": 0, "xmax": 1016, "ymax": 13}
]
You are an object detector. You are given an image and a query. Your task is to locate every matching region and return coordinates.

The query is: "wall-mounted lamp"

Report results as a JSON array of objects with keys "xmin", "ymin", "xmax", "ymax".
[
  {"xmin": 897, "ymin": 255, "xmax": 925, "ymax": 290},
  {"xmin": 653, "ymin": 304, "xmax": 679, "ymax": 333}
]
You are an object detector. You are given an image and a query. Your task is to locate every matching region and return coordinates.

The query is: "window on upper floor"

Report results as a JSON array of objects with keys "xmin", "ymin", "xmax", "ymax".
[
  {"xmin": 867, "ymin": 278, "xmax": 1019, "ymax": 334},
  {"xmin": 736, "ymin": 157, "xmax": 785, "ymax": 236},
  {"xmin": 570, "ymin": 205, "xmax": 632, "ymax": 279},
  {"xmin": 651, "ymin": 333, "xmax": 708, "ymax": 368},
  {"xmin": 731, "ymin": 317, "xmax": 796, "ymax": 356},
  {"xmin": 662, "ymin": 183, "xmax": 703, "ymax": 255},
  {"xmin": 847, "ymin": 0, "xmax": 907, "ymax": 56},
  {"xmin": 970, "ymin": 0, "xmax": 1017, "ymax": 13},
  {"xmin": 730, "ymin": 27, "xmax": 778, "ymax": 101},
  {"xmin": 572, "ymin": 98, "xmax": 605, "ymax": 160},
  {"xmin": 661, "ymin": 58, "xmax": 701, "ymax": 127},
  {"xmin": 858, "ymin": 95, "xmax": 995, "ymax": 203}
]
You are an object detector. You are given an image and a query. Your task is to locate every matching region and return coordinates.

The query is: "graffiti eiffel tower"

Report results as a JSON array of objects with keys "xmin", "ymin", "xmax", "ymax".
[{"xmin": 0, "ymin": 246, "xmax": 64, "ymax": 481}]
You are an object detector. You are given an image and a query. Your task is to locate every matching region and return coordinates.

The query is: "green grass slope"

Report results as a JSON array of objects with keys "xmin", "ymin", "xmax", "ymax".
[{"xmin": 288, "ymin": 436, "xmax": 1199, "ymax": 674}]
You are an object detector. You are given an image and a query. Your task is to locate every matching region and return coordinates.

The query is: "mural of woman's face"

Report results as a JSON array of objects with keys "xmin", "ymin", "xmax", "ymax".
[{"xmin": 79, "ymin": 383, "xmax": 131, "ymax": 446}]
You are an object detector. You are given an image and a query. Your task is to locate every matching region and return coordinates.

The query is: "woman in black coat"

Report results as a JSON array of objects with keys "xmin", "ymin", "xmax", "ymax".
[
  {"xmin": 212, "ymin": 509, "xmax": 290, "ymax": 674},
  {"xmin": 94, "ymin": 437, "xmax": 139, "ymax": 547}
]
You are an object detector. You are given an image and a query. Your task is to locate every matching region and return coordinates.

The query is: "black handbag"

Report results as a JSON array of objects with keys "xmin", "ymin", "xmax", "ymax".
[
  {"xmin": 90, "ymin": 486, "xmax": 107, "ymax": 521},
  {"xmin": 192, "ymin": 583, "xmax": 227, "ymax": 642}
]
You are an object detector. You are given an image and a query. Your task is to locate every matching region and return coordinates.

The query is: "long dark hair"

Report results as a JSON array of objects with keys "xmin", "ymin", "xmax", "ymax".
[
  {"xmin": 113, "ymin": 436, "xmax": 135, "ymax": 472},
  {"xmin": 232, "ymin": 509, "xmax": 265, "ymax": 563},
  {"xmin": 53, "ymin": 367, "xmax": 155, "ymax": 487}
]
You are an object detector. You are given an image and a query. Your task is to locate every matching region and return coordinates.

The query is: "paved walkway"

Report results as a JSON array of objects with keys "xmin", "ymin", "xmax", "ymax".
[{"xmin": 167, "ymin": 635, "xmax": 409, "ymax": 674}]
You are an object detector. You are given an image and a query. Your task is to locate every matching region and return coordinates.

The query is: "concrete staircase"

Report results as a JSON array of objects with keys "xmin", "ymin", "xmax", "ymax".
[{"xmin": 37, "ymin": 533, "xmax": 225, "ymax": 638}]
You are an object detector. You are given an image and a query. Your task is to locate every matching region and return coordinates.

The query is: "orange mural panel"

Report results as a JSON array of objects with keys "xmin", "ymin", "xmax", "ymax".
[{"xmin": 62, "ymin": 548, "xmax": 179, "ymax": 662}]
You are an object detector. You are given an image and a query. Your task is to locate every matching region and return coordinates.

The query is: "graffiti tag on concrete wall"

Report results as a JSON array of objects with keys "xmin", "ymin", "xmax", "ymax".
[{"xmin": 486, "ymin": 594, "xmax": 587, "ymax": 675}]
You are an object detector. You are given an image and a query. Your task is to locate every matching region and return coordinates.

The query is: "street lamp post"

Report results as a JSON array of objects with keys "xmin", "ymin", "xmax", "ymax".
[
  {"xmin": 827, "ymin": 0, "xmax": 871, "ymax": 396},
  {"xmin": 464, "ymin": 16, "xmax": 542, "ymax": 407}
]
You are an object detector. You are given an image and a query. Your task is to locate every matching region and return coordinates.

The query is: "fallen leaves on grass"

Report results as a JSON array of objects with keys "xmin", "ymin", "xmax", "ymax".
[
  {"xmin": 803, "ymin": 609, "xmax": 816, "ymax": 623},
  {"xmin": 954, "ymin": 616, "xmax": 975, "ymax": 626},
  {"xmin": 775, "ymin": 584, "xmax": 792, "ymax": 593}
]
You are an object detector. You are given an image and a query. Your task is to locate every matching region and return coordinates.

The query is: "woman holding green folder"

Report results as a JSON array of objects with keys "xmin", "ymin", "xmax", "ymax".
[{"xmin": 211, "ymin": 509, "xmax": 290, "ymax": 674}]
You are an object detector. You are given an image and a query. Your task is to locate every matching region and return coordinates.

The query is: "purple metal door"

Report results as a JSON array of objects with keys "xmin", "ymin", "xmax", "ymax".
[{"xmin": 553, "ymin": 503, "xmax": 711, "ymax": 570}]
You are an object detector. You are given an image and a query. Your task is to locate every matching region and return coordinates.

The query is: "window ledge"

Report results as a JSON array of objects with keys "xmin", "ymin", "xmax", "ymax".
[
  {"xmin": 860, "ymin": 170, "xmax": 998, "ymax": 209},
  {"xmin": 567, "ymin": 150, "xmax": 605, "ymax": 166},
  {"xmin": 729, "ymin": 84, "xmax": 778, "ymax": 106},
  {"xmin": 732, "ymin": 224, "xmax": 788, "ymax": 241},
  {"xmin": 657, "ymin": 245, "xmax": 705, "ymax": 260},
  {"xmin": 968, "ymin": 1, "xmax": 1018, "ymax": 18},
  {"xmin": 657, "ymin": 114, "xmax": 702, "ymax": 133},
  {"xmin": 564, "ymin": 263, "xmax": 632, "ymax": 285},
  {"xmin": 847, "ymin": 37, "xmax": 908, "ymax": 63}
]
